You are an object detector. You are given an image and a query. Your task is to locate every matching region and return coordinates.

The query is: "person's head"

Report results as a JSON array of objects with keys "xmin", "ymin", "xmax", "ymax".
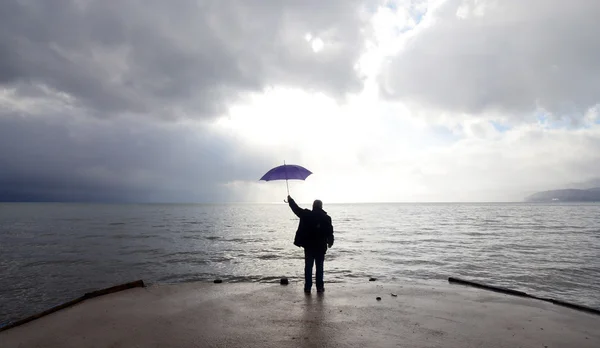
[{"xmin": 312, "ymin": 199, "xmax": 323, "ymax": 211}]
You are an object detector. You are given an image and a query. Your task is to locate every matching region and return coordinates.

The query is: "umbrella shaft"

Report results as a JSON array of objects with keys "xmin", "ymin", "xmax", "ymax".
[{"xmin": 284, "ymin": 161, "xmax": 289, "ymax": 196}]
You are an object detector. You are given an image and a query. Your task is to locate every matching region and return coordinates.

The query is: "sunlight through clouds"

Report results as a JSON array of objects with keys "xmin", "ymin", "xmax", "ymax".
[{"xmin": 211, "ymin": 85, "xmax": 459, "ymax": 203}]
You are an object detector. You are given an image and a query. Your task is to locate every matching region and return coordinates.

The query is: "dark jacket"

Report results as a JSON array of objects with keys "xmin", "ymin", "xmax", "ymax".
[{"xmin": 288, "ymin": 198, "xmax": 334, "ymax": 254}]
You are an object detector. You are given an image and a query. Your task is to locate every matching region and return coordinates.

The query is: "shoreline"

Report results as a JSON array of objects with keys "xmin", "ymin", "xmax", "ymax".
[
  {"xmin": 1, "ymin": 279, "xmax": 598, "ymax": 347},
  {"xmin": 2, "ymin": 277, "xmax": 599, "ymax": 333}
]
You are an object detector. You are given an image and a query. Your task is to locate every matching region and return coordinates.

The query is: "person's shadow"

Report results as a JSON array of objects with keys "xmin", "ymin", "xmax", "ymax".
[{"xmin": 298, "ymin": 293, "xmax": 329, "ymax": 346}]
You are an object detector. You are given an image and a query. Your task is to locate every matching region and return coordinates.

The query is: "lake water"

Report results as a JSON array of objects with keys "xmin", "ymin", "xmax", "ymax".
[{"xmin": 1, "ymin": 202, "xmax": 599, "ymax": 325}]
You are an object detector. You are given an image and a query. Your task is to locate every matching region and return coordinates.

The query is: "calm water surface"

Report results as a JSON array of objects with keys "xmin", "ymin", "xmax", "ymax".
[{"xmin": 1, "ymin": 202, "xmax": 599, "ymax": 325}]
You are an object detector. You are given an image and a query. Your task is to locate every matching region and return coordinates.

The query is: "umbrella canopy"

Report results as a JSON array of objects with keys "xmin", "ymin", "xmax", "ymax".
[
  {"xmin": 259, "ymin": 164, "xmax": 312, "ymax": 181},
  {"xmin": 260, "ymin": 163, "xmax": 312, "ymax": 200}
]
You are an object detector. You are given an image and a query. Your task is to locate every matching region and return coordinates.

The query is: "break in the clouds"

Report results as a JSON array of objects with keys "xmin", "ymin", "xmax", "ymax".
[
  {"xmin": 3, "ymin": 0, "xmax": 600, "ymax": 203},
  {"xmin": 0, "ymin": 0, "xmax": 369, "ymax": 119},
  {"xmin": 381, "ymin": 0, "xmax": 600, "ymax": 119}
]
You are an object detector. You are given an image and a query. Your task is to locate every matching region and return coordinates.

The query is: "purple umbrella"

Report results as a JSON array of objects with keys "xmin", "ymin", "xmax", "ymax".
[{"xmin": 260, "ymin": 162, "xmax": 312, "ymax": 197}]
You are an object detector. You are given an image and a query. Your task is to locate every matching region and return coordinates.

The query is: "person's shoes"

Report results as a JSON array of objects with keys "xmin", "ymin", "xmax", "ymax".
[
  {"xmin": 304, "ymin": 289, "xmax": 311, "ymax": 294},
  {"xmin": 317, "ymin": 288, "xmax": 325, "ymax": 293}
]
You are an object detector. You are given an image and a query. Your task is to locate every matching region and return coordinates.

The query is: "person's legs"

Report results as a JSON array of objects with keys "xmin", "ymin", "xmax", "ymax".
[
  {"xmin": 304, "ymin": 249, "xmax": 315, "ymax": 291},
  {"xmin": 315, "ymin": 252, "xmax": 325, "ymax": 291}
]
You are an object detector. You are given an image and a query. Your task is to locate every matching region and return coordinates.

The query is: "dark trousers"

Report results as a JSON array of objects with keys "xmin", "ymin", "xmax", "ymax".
[{"xmin": 304, "ymin": 248, "xmax": 325, "ymax": 290}]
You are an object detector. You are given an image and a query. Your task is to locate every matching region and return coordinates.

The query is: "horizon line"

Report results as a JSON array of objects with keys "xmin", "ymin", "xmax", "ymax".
[{"xmin": 0, "ymin": 200, "xmax": 545, "ymax": 205}]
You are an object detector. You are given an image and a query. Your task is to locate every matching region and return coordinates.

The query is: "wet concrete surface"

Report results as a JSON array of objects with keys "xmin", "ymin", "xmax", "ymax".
[{"xmin": 1, "ymin": 281, "xmax": 598, "ymax": 347}]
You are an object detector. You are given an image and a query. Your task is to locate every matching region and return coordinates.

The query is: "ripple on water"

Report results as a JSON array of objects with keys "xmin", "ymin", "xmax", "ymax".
[
  {"xmin": 22, "ymin": 259, "xmax": 92, "ymax": 268},
  {"xmin": 163, "ymin": 257, "xmax": 209, "ymax": 265},
  {"xmin": 121, "ymin": 248, "xmax": 164, "ymax": 256}
]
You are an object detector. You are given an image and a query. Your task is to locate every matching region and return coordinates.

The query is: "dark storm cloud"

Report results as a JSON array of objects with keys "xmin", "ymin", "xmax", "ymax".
[
  {"xmin": 380, "ymin": 0, "xmax": 600, "ymax": 118},
  {"xmin": 0, "ymin": 111, "xmax": 279, "ymax": 202},
  {"xmin": 0, "ymin": 0, "xmax": 370, "ymax": 119}
]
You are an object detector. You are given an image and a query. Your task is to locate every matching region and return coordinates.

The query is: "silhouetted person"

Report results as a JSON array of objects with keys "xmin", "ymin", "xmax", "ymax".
[{"xmin": 287, "ymin": 195, "xmax": 334, "ymax": 293}]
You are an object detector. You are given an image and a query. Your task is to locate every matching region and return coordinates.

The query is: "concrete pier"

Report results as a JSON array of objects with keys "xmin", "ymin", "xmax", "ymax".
[{"xmin": 1, "ymin": 281, "xmax": 598, "ymax": 347}]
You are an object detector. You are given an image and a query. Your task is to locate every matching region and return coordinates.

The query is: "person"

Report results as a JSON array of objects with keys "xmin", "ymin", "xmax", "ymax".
[{"xmin": 287, "ymin": 195, "xmax": 334, "ymax": 293}]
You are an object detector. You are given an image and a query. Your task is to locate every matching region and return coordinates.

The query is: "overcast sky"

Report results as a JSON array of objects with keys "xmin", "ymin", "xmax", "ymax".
[{"xmin": 2, "ymin": 0, "xmax": 600, "ymax": 203}]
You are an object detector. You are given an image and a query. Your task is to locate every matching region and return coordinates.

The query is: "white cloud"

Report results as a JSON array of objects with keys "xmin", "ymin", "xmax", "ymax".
[{"xmin": 380, "ymin": 0, "xmax": 600, "ymax": 121}]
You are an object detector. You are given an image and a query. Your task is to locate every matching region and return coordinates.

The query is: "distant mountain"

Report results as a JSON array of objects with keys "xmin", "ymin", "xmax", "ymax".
[{"xmin": 525, "ymin": 188, "xmax": 600, "ymax": 202}]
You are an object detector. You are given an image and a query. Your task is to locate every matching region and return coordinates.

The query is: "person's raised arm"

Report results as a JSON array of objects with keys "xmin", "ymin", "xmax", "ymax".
[{"xmin": 287, "ymin": 196, "xmax": 304, "ymax": 218}]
